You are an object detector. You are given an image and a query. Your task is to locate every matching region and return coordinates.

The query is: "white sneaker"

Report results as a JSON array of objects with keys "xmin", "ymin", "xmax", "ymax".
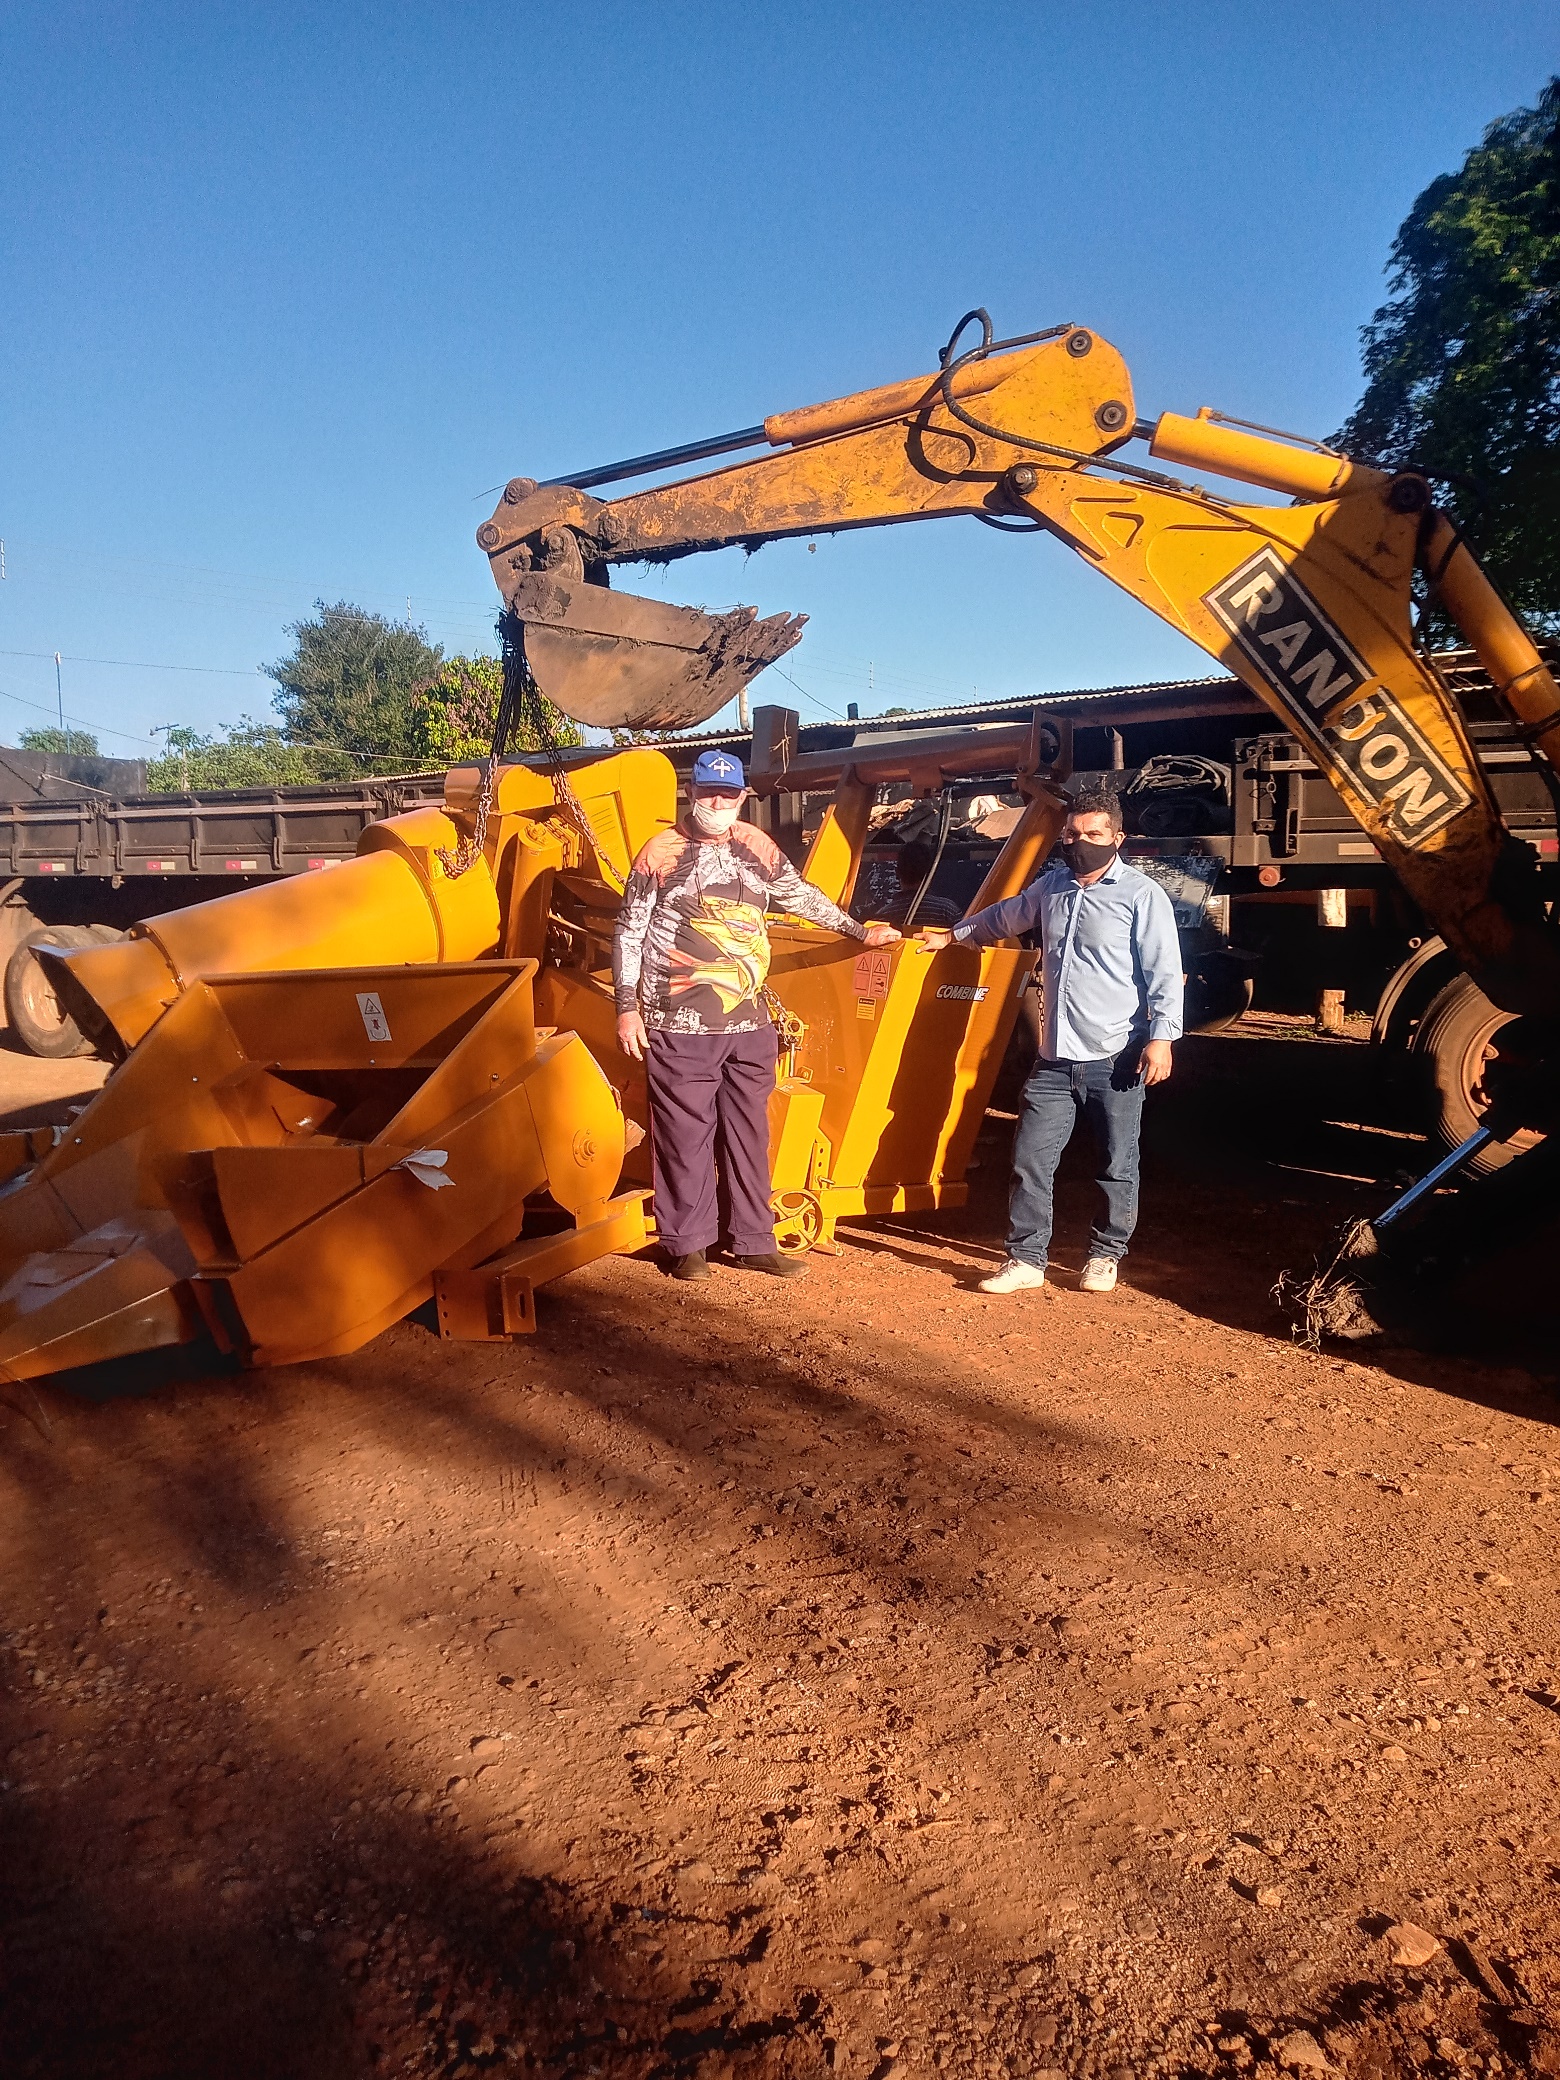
[
  {"xmin": 1079, "ymin": 1257, "xmax": 1119, "ymax": 1293},
  {"xmin": 978, "ymin": 1258, "xmax": 1047, "ymax": 1294}
]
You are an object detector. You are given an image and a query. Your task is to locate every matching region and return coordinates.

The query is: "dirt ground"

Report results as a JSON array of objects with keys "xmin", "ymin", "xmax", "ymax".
[{"xmin": 4, "ymin": 1018, "xmax": 1560, "ymax": 2080}]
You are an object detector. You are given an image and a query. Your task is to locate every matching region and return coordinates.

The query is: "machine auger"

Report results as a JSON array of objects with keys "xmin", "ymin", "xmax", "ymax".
[{"xmin": 0, "ymin": 706, "xmax": 1071, "ymax": 1383}]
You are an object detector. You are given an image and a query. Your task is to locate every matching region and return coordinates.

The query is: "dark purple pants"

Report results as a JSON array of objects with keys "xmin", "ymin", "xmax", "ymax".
[{"xmin": 645, "ymin": 1025, "xmax": 778, "ymax": 1257}]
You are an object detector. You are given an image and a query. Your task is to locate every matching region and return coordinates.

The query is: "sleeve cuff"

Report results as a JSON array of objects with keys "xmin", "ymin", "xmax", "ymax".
[
  {"xmin": 615, "ymin": 987, "xmax": 639, "ymax": 1015},
  {"xmin": 843, "ymin": 916, "xmax": 868, "ymax": 941},
  {"xmin": 1148, "ymin": 1019, "xmax": 1179, "ymax": 1042}
]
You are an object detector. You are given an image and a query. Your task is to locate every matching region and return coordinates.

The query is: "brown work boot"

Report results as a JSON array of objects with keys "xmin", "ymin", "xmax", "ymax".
[
  {"xmin": 667, "ymin": 1250, "xmax": 711, "ymax": 1281},
  {"xmin": 732, "ymin": 1251, "xmax": 808, "ymax": 1279}
]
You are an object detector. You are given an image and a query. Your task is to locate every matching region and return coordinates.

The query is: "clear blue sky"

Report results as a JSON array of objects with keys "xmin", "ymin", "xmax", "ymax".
[{"xmin": 2, "ymin": 3, "xmax": 1556, "ymax": 754}]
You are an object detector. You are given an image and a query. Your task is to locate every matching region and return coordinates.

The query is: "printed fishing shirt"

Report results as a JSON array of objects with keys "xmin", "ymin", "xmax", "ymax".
[{"xmin": 614, "ymin": 821, "xmax": 867, "ymax": 1034}]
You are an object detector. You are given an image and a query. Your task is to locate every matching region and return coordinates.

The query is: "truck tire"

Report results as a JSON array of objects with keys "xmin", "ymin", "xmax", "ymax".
[
  {"xmin": 1370, "ymin": 935, "xmax": 1455, "ymax": 1054},
  {"xmin": 1415, "ymin": 972, "xmax": 1543, "ymax": 1178},
  {"xmin": 4, "ymin": 925, "xmax": 111, "ymax": 1058},
  {"xmin": 1184, "ymin": 950, "xmax": 1255, "ymax": 1034}
]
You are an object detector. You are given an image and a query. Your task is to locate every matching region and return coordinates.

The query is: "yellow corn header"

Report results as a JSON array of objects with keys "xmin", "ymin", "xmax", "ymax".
[{"xmin": 0, "ymin": 717, "xmax": 1068, "ymax": 1384}]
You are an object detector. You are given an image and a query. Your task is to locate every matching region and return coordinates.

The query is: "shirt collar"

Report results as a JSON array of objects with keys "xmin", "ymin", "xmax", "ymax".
[{"xmin": 1055, "ymin": 851, "xmax": 1126, "ymax": 889}]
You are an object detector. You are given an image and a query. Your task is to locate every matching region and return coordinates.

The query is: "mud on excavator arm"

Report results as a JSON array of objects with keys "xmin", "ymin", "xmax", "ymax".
[
  {"xmin": 13, "ymin": 312, "xmax": 1559, "ymax": 1387},
  {"xmin": 481, "ymin": 318, "xmax": 1560, "ymax": 1030}
]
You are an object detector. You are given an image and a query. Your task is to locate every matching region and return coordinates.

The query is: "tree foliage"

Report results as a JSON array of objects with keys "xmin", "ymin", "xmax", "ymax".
[
  {"xmin": 409, "ymin": 654, "xmax": 582, "ymax": 764},
  {"xmin": 145, "ymin": 640, "xmax": 582, "ymax": 791},
  {"xmin": 1335, "ymin": 77, "xmax": 1560, "ymax": 632},
  {"xmin": 265, "ymin": 601, "xmax": 443, "ymax": 771},
  {"xmin": 20, "ymin": 726, "xmax": 99, "ymax": 756},
  {"xmin": 262, "ymin": 603, "xmax": 581, "ymax": 772},
  {"xmin": 146, "ymin": 719, "xmax": 356, "ymax": 792}
]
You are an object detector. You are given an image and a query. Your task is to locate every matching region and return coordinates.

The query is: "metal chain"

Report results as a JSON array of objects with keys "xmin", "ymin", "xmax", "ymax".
[
  {"xmin": 550, "ymin": 759, "xmax": 624, "ymax": 892},
  {"xmin": 439, "ymin": 621, "xmax": 798, "ymax": 1042},
  {"xmin": 435, "ymin": 615, "xmax": 622, "ymax": 888},
  {"xmin": 435, "ymin": 756, "xmax": 497, "ymax": 877},
  {"xmin": 507, "ymin": 621, "xmax": 627, "ymax": 890}
]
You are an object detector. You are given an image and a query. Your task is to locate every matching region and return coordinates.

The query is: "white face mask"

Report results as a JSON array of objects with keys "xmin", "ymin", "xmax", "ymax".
[{"xmin": 690, "ymin": 795, "xmax": 743, "ymax": 837}]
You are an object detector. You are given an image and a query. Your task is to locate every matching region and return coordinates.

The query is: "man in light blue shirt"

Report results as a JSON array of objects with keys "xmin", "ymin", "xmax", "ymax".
[{"xmin": 925, "ymin": 785, "xmax": 1183, "ymax": 1294}]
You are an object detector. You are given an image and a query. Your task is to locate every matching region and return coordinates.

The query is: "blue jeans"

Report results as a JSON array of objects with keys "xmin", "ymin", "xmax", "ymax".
[{"xmin": 1008, "ymin": 1049, "xmax": 1146, "ymax": 1269}]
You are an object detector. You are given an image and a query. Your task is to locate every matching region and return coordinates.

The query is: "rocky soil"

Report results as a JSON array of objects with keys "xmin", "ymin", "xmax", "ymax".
[{"xmin": 3, "ymin": 1020, "xmax": 1559, "ymax": 2078}]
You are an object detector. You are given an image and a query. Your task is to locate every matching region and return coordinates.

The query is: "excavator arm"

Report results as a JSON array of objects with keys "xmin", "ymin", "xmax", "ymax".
[
  {"xmin": 480, "ymin": 317, "xmax": 1560, "ymax": 1026},
  {"xmin": 6, "ymin": 314, "xmax": 1554, "ymax": 1388}
]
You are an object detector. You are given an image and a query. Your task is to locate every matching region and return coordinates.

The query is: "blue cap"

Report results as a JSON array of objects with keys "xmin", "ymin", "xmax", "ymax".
[{"xmin": 692, "ymin": 748, "xmax": 745, "ymax": 790}]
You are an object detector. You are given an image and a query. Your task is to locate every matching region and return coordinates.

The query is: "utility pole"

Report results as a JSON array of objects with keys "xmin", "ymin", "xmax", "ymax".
[
  {"xmin": 151, "ymin": 724, "xmax": 190, "ymax": 792},
  {"xmin": 54, "ymin": 653, "xmax": 63, "ymax": 730}
]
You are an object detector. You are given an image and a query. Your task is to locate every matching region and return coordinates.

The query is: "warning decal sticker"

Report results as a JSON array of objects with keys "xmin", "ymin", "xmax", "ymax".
[{"xmin": 356, "ymin": 991, "xmax": 392, "ymax": 1043}]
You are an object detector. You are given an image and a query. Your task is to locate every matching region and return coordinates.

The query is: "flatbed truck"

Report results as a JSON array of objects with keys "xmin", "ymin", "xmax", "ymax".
[{"xmin": 0, "ymin": 761, "xmax": 445, "ymax": 1054}]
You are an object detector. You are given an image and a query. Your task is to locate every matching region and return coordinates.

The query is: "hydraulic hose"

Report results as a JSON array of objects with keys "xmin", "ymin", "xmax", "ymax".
[{"xmin": 901, "ymin": 789, "xmax": 954, "ymax": 932}]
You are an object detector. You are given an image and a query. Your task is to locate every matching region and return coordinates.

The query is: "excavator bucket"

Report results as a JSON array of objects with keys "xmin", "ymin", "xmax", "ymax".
[{"xmin": 508, "ymin": 572, "xmax": 805, "ymax": 732}]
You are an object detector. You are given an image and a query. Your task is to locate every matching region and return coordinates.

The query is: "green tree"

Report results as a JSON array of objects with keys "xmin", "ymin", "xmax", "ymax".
[
  {"xmin": 146, "ymin": 719, "xmax": 355, "ymax": 792},
  {"xmin": 20, "ymin": 726, "xmax": 99, "ymax": 756},
  {"xmin": 266, "ymin": 601, "xmax": 443, "ymax": 771},
  {"xmin": 409, "ymin": 654, "xmax": 581, "ymax": 763},
  {"xmin": 1335, "ymin": 77, "xmax": 1560, "ymax": 632},
  {"xmin": 147, "ymin": 653, "xmax": 584, "ymax": 792}
]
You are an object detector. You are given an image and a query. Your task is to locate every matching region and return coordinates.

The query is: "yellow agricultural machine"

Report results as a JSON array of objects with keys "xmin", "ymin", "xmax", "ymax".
[
  {"xmin": 9, "ymin": 305, "xmax": 1560, "ymax": 1379},
  {"xmin": 0, "ymin": 714, "xmax": 1068, "ymax": 1382}
]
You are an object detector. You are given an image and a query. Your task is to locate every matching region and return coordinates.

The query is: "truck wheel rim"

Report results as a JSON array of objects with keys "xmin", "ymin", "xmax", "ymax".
[
  {"xmin": 1461, "ymin": 1012, "xmax": 1542, "ymax": 1156},
  {"xmin": 17, "ymin": 951, "xmax": 70, "ymax": 1037}
]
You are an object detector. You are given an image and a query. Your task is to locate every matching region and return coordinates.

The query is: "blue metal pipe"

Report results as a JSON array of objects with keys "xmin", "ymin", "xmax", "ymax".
[{"xmin": 1372, "ymin": 1125, "xmax": 1495, "ymax": 1234}]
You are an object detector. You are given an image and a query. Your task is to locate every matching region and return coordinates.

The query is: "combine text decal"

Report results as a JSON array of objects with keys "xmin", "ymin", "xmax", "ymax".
[{"xmin": 1204, "ymin": 545, "xmax": 1473, "ymax": 846}]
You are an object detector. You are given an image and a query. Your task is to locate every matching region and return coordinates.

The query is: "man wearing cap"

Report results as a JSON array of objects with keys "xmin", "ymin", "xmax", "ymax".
[{"xmin": 615, "ymin": 750, "xmax": 900, "ymax": 1282}]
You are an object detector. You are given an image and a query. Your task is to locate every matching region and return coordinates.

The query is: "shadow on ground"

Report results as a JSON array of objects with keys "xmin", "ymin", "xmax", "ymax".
[{"xmin": 3, "ymin": 1018, "xmax": 1557, "ymax": 2077}]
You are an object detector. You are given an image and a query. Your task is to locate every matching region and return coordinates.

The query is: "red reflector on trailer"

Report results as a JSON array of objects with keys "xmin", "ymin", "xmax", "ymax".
[{"xmin": 223, "ymin": 859, "xmax": 260, "ymax": 872}]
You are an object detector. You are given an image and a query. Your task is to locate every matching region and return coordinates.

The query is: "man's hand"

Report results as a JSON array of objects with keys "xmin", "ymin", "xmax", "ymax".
[
  {"xmin": 861, "ymin": 924, "xmax": 902, "ymax": 949},
  {"xmin": 1139, "ymin": 1039, "xmax": 1173, "ymax": 1086},
  {"xmin": 917, "ymin": 927, "xmax": 955, "ymax": 949},
  {"xmin": 617, "ymin": 1009, "xmax": 648, "ymax": 1062}
]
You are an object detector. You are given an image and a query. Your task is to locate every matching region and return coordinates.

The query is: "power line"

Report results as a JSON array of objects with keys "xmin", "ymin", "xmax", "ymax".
[
  {"xmin": 0, "ymin": 684, "xmax": 364, "ymax": 758},
  {"xmin": 768, "ymin": 664, "xmax": 849, "ymax": 724},
  {"xmin": 0, "ymin": 646, "xmax": 262, "ymax": 678},
  {"xmin": 0, "ymin": 538, "xmax": 501, "ymax": 623},
  {"xmin": 0, "ymin": 683, "xmax": 156, "ymax": 745},
  {"xmin": 0, "ymin": 684, "xmax": 437, "ymax": 772}
]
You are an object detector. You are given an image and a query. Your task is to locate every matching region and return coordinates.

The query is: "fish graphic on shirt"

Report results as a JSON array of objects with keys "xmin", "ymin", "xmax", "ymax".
[{"xmin": 667, "ymin": 896, "xmax": 772, "ymax": 1011}]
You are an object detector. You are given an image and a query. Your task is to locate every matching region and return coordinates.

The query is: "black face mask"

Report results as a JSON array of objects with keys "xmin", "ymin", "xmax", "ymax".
[{"xmin": 1060, "ymin": 837, "xmax": 1118, "ymax": 877}]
